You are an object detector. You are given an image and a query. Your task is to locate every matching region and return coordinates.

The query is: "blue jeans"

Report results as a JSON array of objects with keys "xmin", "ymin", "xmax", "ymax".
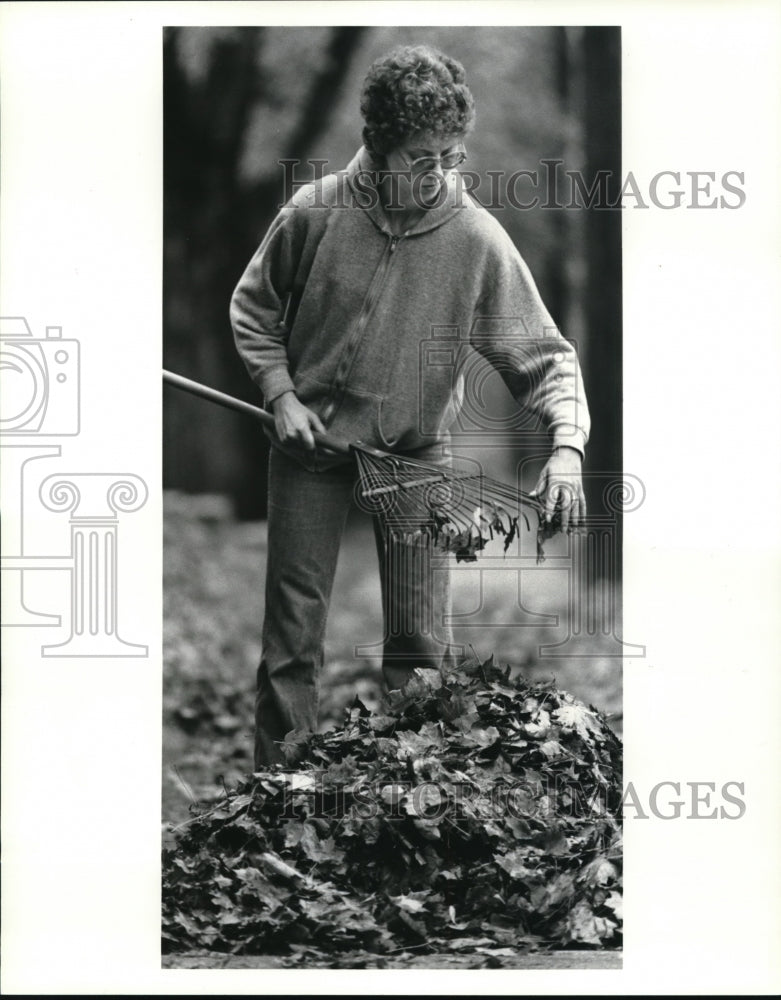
[{"xmin": 255, "ymin": 443, "xmax": 459, "ymax": 768}]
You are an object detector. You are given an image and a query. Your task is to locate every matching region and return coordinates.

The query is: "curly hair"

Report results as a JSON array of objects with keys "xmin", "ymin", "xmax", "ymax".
[{"xmin": 360, "ymin": 44, "xmax": 476, "ymax": 158}]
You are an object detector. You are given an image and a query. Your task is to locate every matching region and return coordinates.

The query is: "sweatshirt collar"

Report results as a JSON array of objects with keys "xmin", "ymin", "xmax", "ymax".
[{"xmin": 345, "ymin": 145, "xmax": 465, "ymax": 237}]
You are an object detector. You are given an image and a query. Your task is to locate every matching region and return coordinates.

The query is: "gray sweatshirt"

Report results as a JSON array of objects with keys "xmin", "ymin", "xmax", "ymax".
[{"xmin": 230, "ymin": 146, "xmax": 590, "ymax": 467}]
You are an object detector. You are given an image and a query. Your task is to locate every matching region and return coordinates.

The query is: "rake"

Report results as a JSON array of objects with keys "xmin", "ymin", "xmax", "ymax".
[{"xmin": 163, "ymin": 369, "xmax": 561, "ymax": 562}]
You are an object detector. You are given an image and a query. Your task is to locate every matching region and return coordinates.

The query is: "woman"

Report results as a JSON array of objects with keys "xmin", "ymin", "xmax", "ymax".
[{"xmin": 230, "ymin": 44, "xmax": 590, "ymax": 768}]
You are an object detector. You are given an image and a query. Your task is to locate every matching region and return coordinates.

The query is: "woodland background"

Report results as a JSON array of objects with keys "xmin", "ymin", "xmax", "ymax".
[
  {"xmin": 162, "ymin": 25, "xmax": 621, "ymax": 520},
  {"xmin": 161, "ymin": 26, "xmax": 624, "ymax": 825}
]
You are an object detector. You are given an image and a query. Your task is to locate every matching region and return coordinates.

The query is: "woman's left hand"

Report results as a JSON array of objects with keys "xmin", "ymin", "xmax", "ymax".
[{"xmin": 530, "ymin": 446, "xmax": 586, "ymax": 533}]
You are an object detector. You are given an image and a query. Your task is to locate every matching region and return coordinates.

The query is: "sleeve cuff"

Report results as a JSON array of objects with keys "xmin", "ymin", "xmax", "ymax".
[
  {"xmin": 551, "ymin": 424, "xmax": 587, "ymax": 461},
  {"xmin": 260, "ymin": 365, "xmax": 296, "ymax": 405}
]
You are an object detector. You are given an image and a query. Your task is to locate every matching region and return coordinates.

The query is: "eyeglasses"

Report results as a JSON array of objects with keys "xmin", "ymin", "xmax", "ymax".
[{"xmin": 397, "ymin": 147, "xmax": 467, "ymax": 172}]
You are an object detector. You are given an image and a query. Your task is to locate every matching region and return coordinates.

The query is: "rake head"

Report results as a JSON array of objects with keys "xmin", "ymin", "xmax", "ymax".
[
  {"xmin": 160, "ymin": 371, "xmax": 564, "ymax": 561},
  {"xmin": 351, "ymin": 443, "xmax": 561, "ymax": 564}
]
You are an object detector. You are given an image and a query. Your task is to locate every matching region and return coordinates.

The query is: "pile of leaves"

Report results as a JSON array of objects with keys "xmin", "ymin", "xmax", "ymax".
[{"xmin": 163, "ymin": 655, "xmax": 622, "ymax": 962}]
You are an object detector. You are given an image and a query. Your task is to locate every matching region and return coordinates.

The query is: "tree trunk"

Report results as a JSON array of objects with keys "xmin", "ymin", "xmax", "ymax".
[{"xmin": 583, "ymin": 28, "xmax": 623, "ymax": 564}]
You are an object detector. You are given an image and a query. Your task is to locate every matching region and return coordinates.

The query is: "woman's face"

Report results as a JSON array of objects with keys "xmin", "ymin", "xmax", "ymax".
[{"xmin": 383, "ymin": 131, "xmax": 466, "ymax": 213}]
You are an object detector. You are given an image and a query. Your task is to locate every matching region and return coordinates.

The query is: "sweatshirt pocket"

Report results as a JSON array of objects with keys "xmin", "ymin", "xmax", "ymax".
[
  {"xmin": 309, "ymin": 382, "xmax": 454, "ymax": 453},
  {"xmin": 327, "ymin": 385, "xmax": 386, "ymax": 450}
]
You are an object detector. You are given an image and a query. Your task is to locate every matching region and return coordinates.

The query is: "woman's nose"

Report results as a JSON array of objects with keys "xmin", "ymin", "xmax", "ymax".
[{"xmin": 421, "ymin": 162, "xmax": 445, "ymax": 184}]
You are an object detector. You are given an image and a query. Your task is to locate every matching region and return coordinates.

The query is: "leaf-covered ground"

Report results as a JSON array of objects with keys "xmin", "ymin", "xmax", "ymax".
[
  {"xmin": 163, "ymin": 658, "xmax": 622, "ymax": 964},
  {"xmin": 163, "ymin": 491, "xmax": 622, "ymax": 826},
  {"xmin": 163, "ymin": 492, "xmax": 623, "ymax": 966}
]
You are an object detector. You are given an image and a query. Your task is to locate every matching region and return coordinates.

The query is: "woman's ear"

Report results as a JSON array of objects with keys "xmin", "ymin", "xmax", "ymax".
[{"xmin": 361, "ymin": 127, "xmax": 380, "ymax": 160}]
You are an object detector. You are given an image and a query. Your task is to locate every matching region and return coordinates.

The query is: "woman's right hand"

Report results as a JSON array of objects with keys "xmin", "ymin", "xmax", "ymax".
[{"xmin": 271, "ymin": 391, "xmax": 326, "ymax": 451}]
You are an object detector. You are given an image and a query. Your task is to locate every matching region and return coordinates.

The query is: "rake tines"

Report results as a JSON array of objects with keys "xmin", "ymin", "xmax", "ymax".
[{"xmin": 352, "ymin": 443, "xmax": 548, "ymax": 563}]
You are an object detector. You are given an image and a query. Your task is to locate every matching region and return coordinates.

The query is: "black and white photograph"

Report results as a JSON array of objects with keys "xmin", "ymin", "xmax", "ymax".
[
  {"xmin": 161, "ymin": 25, "xmax": 624, "ymax": 970},
  {"xmin": 1, "ymin": 2, "xmax": 780, "ymax": 995}
]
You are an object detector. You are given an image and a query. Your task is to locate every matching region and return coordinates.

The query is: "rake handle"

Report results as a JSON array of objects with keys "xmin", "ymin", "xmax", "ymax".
[
  {"xmin": 162, "ymin": 369, "xmax": 351, "ymax": 456},
  {"xmin": 163, "ymin": 370, "xmax": 545, "ymax": 516}
]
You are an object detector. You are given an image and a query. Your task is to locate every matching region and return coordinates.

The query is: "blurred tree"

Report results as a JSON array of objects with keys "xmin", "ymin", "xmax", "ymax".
[
  {"xmin": 582, "ymin": 27, "xmax": 623, "ymax": 555},
  {"xmin": 164, "ymin": 26, "xmax": 366, "ymax": 518},
  {"xmin": 164, "ymin": 26, "xmax": 621, "ymax": 530}
]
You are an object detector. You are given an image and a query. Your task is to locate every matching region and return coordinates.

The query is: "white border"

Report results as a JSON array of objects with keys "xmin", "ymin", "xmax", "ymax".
[{"xmin": 1, "ymin": 1, "xmax": 780, "ymax": 994}]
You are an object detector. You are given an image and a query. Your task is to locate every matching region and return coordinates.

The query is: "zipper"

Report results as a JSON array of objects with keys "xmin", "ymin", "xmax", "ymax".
[{"xmin": 322, "ymin": 231, "xmax": 404, "ymax": 423}]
